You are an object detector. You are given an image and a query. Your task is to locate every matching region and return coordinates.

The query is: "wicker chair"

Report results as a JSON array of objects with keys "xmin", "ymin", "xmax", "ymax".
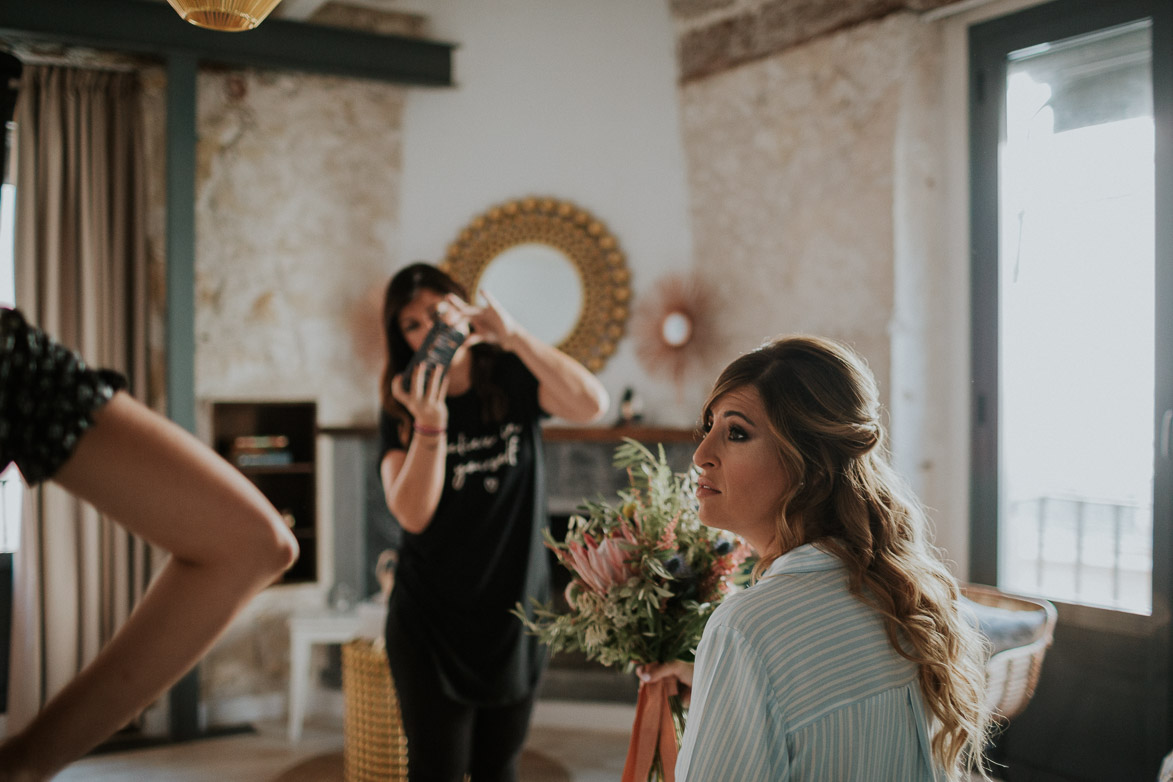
[
  {"xmin": 341, "ymin": 639, "xmax": 409, "ymax": 782},
  {"xmin": 960, "ymin": 584, "xmax": 1058, "ymax": 722}
]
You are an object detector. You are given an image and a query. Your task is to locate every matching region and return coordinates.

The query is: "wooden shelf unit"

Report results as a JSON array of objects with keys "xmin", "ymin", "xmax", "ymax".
[{"xmin": 211, "ymin": 401, "xmax": 318, "ymax": 584}]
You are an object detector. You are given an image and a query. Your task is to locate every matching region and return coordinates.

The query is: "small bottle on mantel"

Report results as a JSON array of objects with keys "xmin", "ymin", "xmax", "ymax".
[{"xmin": 616, "ymin": 386, "xmax": 644, "ymax": 426}]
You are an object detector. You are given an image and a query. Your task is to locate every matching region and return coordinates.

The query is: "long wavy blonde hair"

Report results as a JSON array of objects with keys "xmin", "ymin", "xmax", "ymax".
[{"xmin": 705, "ymin": 335, "xmax": 992, "ymax": 780}]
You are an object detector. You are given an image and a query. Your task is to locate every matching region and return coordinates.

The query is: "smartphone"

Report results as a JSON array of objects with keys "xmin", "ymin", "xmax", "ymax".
[{"xmin": 401, "ymin": 319, "xmax": 466, "ymax": 391}]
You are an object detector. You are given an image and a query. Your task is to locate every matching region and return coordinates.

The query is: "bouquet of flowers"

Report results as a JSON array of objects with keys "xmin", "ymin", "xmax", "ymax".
[{"xmin": 514, "ymin": 438, "xmax": 751, "ymax": 782}]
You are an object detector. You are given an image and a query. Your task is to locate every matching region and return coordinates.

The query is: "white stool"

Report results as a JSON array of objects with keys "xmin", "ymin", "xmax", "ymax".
[
  {"xmin": 286, "ymin": 610, "xmax": 361, "ymax": 742},
  {"xmin": 286, "ymin": 601, "xmax": 387, "ymax": 742}
]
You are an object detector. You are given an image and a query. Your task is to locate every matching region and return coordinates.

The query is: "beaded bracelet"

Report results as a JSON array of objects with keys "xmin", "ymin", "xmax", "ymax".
[{"xmin": 412, "ymin": 422, "xmax": 446, "ymax": 437}]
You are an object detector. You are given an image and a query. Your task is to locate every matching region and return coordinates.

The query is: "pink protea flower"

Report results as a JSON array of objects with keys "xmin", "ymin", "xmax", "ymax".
[
  {"xmin": 620, "ymin": 527, "xmax": 638, "ymax": 548},
  {"xmin": 595, "ymin": 536, "xmax": 634, "ymax": 583},
  {"xmin": 564, "ymin": 533, "xmax": 636, "ymax": 596}
]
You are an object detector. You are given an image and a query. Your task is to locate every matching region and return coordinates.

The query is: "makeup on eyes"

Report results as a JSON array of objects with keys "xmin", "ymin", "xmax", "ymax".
[{"xmin": 718, "ymin": 410, "xmax": 754, "ymax": 437}]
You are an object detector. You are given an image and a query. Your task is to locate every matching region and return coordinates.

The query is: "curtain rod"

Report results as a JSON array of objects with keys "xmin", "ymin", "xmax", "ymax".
[{"xmin": 0, "ymin": 46, "xmax": 148, "ymax": 73}]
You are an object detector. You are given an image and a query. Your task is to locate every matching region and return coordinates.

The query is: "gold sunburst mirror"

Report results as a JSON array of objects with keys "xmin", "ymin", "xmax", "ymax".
[{"xmin": 441, "ymin": 197, "xmax": 631, "ymax": 373}]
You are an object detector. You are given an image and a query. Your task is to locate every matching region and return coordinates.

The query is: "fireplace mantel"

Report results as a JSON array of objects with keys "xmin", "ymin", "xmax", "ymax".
[{"xmin": 542, "ymin": 424, "xmax": 697, "ymax": 444}]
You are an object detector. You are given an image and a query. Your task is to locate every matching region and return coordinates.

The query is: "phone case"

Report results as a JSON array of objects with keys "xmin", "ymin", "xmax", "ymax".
[{"xmin": 401, "ymin": 320, "xmax": 466, "ymax": 391}]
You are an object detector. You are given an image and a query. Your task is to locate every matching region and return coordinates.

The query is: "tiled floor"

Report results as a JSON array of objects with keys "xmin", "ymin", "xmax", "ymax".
[{"xmin": 55, "ymin": 700, "xmax": 635, "ymax": 782}]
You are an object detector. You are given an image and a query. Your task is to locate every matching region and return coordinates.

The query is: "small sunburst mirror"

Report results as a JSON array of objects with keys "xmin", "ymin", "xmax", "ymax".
[
  {"xmin": 660, "ymin": 311, "xmax": 693, "ymax": 348},
  {"xmin": 633, "ymin": 272, "xmax": 721, "ymax": 389}
]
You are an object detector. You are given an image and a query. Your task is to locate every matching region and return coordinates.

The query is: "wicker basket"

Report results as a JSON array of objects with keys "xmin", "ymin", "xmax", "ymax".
[
  {"xmin": 961, "ymin": 584, "xmax": 1058, "ymax": 722},
  {"xmin": 341, "ymin": 639, "xmax": 409, "ymax": 782}
]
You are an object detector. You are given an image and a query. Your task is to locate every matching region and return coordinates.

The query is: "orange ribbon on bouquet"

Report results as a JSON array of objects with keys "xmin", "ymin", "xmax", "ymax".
[{"xmin": 621, "ymin": 678, "xmax": 680, "ymax": 782}]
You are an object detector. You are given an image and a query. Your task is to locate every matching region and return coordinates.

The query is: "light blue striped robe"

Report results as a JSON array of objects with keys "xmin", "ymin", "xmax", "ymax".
[{"xmin": 676, "ymin": 543, "xmax": 943, "ymax": 781}]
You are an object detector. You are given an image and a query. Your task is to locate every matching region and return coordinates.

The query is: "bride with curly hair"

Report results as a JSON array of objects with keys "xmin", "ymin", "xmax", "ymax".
[{"xmin": 640, "ymin": 335, "xmax": 992, "ymax": 781}]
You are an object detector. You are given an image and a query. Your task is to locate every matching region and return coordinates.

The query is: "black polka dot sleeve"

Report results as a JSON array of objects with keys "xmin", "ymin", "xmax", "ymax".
[{"xmin": 0, "ymin": 307, "xmax": 128, "ymax": 486}]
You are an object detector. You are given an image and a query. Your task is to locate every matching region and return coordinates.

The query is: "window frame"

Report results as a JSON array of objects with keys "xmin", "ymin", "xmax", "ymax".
[{"xmin": 968, "ymin": 0, "xmax": 1173, "ymax": 635}]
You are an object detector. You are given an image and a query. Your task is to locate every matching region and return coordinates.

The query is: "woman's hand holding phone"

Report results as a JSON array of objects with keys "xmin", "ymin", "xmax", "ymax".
[{"xmin": 392, "ymin": 359, "xmax": 449, "ymax": 433}]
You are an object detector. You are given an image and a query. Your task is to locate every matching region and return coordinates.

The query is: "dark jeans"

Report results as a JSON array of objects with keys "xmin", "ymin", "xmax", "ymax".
[{"xmin": 386, "ymin": 620, "xmax": 536, "ymax": 782}]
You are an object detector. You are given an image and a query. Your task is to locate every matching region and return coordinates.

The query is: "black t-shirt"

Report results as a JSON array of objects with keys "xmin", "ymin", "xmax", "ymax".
[{"xmin": 378, "ymin": 349, "xmax": 551, "ymax": 705}]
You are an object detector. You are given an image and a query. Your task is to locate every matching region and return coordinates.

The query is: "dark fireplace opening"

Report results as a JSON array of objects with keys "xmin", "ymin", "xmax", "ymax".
[{"xmin": 538, "ymin": 512, "xmax": 638, "ymax": 704}]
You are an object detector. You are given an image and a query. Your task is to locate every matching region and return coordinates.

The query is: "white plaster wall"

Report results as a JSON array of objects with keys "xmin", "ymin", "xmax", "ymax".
[{"xmin": 396, "ymin": 0, "xmax": 697, "ymax": 424}]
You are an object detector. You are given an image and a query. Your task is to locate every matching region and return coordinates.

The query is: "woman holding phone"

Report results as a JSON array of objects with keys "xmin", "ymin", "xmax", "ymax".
[{"xmin": 376, "ymin": 262, "xmax": 609, "ymax": 782}]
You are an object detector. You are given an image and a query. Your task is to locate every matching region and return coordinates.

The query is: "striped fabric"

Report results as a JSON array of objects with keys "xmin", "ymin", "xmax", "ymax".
[{"xmin": 676, "ymin": 543, "xmax": 943, "ymax": 781}]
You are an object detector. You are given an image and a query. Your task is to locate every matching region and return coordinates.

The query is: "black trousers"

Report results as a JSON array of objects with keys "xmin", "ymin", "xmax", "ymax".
[{"xmin": 386, "ymin": 619, "xmax": 536, "ymax": 782}]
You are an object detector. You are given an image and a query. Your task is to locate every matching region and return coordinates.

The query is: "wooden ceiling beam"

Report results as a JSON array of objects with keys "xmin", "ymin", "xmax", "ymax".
[{"xmin": 674, "ymin": 0, "xmax": 967, "ymax": 82}]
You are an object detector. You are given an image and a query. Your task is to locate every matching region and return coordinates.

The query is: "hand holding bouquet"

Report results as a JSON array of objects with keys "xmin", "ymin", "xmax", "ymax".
[{"xmin": 514, "ymin": 439, "xmax": 751, "ymax": 781}]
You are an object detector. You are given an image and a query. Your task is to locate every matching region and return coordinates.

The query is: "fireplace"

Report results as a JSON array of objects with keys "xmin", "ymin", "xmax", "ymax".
[{"xmin": 536, "ymin": 426, "xmax": 698, "ymax": 702}]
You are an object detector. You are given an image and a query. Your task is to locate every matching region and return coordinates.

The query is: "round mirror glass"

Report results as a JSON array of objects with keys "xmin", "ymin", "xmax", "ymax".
[{"xmin": 478, "ymin": 242, "xmax": 583, "ymax": 347}]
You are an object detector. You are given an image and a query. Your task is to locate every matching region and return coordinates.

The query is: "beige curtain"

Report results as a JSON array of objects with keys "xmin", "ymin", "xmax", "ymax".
[{"xmin": 7, "ymin": 65, "xmax": 155, "ymax": 734}]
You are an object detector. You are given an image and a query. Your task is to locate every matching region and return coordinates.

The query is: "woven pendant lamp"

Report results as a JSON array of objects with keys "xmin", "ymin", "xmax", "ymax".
[{"xmin": 166, "ymin": 0, "xmax": 285, "ymax": 31}]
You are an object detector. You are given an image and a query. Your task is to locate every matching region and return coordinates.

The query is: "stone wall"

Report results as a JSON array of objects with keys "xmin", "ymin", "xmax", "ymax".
[
  {"xmin": 673, "ymin": 4, "xmax": 967, "ymax": 566},
  {"xmin": 678, "ymin": 12, "xmax": 943, "ymax": 412},
  {"xmin": 192, "ymin": 66, "xmax": 406, "ymax": 721},
  {"xmin": 192, "ymin": 68, "xmax": 404, "ymax": 426}
]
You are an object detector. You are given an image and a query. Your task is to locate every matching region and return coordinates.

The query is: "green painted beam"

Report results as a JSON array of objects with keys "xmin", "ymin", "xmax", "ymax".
[
  {"xmin": 0, "ymin": 0, "xmax": 454, "ymax": 86},
  {"xmin": 165, "ymin": 55, "xmax": 197, "ymax": 436},
  {"xmin": 164, "ymin": 54, "xmax": 201, "ymax": 741}
]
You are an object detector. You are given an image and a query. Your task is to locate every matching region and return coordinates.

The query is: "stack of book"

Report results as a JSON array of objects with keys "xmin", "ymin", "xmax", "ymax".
[{"xmin": 231, "ymin": 435, "xmax": 293, "ymax": 468}]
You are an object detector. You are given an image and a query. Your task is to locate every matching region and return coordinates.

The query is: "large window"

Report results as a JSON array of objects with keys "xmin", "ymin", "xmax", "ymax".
[
  {"xmin": 997, "ymin": 21, "xmax": 1155, "ymax": 614},
  {"xmin": 968, "ymin": 1, "xmax": 1173, "ymax": 776}
]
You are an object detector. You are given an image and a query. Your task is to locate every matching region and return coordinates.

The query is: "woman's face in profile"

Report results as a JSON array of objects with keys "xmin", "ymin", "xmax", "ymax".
[{"xmin": 692, "ymin": 385, "xmax": 789, "ymax": 554}]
